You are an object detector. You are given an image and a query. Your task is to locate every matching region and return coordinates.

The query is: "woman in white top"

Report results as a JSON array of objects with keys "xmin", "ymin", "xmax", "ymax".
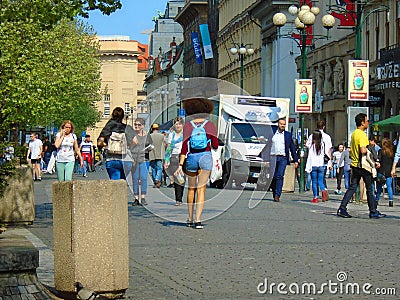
[
  {"xmin": 55, "ymin": 120, "xmax": 83, "ymax": 181},
  {"xmin": 305, "ymin": 130, "xmax": 332, "ymax": 203},
  {"xmin": 164, "ymin": 117, "xmax": 184, "ymax": 206}
]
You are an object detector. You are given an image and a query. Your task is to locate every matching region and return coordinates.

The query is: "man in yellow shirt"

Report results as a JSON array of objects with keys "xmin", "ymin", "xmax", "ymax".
[{"xmin": 337, "ymin": 113, "xmax": 386, "ymax": 219}]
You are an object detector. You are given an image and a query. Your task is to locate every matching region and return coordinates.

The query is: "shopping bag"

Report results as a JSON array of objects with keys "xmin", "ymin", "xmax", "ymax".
[{"xmin": 210, "ymin": 147, "xmax": 223, "ymax": 183}]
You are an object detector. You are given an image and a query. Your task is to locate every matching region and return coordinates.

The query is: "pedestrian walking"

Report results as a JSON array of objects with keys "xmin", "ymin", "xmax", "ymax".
[
  {"xmin": 305, "ymin": 130, "xmax": 331, "ymax": 203},
  {"xmin": 80, "ymin": 135, "xmax": 94, "ymax": 177},
  {"xmin": 337, "ymin": 113, "xmax": 386, "ymax": 218},
  {"xmin": 177, "ymin": 97, "xmax": 218, "ymax": 229},
  {"xmin": 338, "ymin": 144, "xmax": 351, "ymax": 191},
  {"xmin": 164, "ymin": 117, "xmax": 185, "ymax": 206},
  {"xmin": 27, "ymin": 133, "xmax": 43, "ymax": 181},
  {"xmin": 263, "ymin": 117, "xmax": 298, "ymax": 202},
  {"xmin": 306, "ymin": 120, "xmax": 332, "ymax": 189},
  {"xmin": 333, "ymin": 144, "xmax": 345, "ymax": 194},
  {"xmin": 149, "ymin": 123, "xmax": 165, "ymax": 188},
  {"xmin": 55, "ymin": 120, "xmax": 84, "ymax": 181},
  {"xmin": 376, "ymin": 138, "xmax": 394, "ymax": 207},
  {"xmin": 130, "ymin": 117, "xmax": 153, "ymax": 206},
  {"xmin": 97, "ymin": 107, "xmax": 136, "ymax": 181}
]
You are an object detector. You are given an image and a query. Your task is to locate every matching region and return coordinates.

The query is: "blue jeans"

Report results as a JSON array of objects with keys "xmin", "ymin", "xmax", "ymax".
[
  {"xmin": 344, "ymin": 168, "xmax": 351, "ymax": 189},
  {"xmin": 106, "ymin": 160, "xmax": 132, "ymax": 180},
  {"xmin": 150, "ymin": 159, "xmax": 163, "ymax": 183},
  {"xmin": 132, "ymin": 162, "xmax": 149, "ymax": 196},
  {"xmin": 311, "ymin": 166, "xmax": 327, "ymax": 198},
  {"xmin": 306, "ymin": 172, "xmax": 312, "ymax": 190},
  {"xmin": 271, "ymin": 156, "xmax": 287, "ymax": 197},
  {"xmin": 376, "ymin": 174, "xmax": 393, "ymax": 201}
]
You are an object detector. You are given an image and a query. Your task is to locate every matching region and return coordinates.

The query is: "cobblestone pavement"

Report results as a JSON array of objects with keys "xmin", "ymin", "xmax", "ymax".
[{"xmin": 5, "ymin": 169, "xmax": 400, "ymax": 299}]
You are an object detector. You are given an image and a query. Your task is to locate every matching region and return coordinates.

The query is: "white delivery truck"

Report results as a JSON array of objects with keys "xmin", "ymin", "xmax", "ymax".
[{"xmin": 210, "ymin": 94, "xmax": 290, "ymax": 189}]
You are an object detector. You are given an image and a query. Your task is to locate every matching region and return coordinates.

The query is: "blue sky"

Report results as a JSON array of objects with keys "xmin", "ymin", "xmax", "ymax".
[{"xmin": 87, "ymin": 0, "xmax": 168, "ymax": 44}]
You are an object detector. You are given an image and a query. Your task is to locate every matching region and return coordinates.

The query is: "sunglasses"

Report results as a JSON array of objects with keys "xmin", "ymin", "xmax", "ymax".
[{"xmin": 134, "ymin": 123, "xmax": 143, "ymax": 126}]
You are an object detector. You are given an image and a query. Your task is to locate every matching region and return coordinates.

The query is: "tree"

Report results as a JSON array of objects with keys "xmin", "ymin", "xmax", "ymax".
[{"xmin": 0, "ymin": 17, "xmax": 102, "ymax": 135}]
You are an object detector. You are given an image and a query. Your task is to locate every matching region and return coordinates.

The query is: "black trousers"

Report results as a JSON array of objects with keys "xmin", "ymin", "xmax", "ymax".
[{"xmin": 166, "ymin": 155, "xmax": 185, "ymax": 202}]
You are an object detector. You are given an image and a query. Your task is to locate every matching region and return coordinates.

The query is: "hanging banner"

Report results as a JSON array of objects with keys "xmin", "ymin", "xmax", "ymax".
[
  {"xmin": 348, "ymin": 60, "xmax": 369, "ymax": 101},
  {"xmin": 199, "ymin": 24, "xmax": 214, "ymax": 59},
  {"xmin": 295, "ymin": 79, "xmax": 313, "ymax": 113},
  {"xmin": 191, "ymin": 32, "xmax": 203, "ymax": 64}
]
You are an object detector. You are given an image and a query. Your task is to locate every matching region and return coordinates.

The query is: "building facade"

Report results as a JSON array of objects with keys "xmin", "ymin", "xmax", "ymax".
[
  {"xmin": 218, "ymin": 0, "xmax": 261, "ymax": 96},
  {"xmin": 86, "ymin": 36, "xmax": 148, "ymax": 139}
]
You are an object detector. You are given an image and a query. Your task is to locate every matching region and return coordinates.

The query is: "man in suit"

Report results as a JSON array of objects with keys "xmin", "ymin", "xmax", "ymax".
[{"xmin": 265, "ymin": 118, "xmax": 299, "ymax": 202}]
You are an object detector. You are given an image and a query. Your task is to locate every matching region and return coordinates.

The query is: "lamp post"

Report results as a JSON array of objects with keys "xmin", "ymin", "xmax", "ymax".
[
  {"xmin": 229, "ymin": 43, "xmax": 254, "ymax": 91},
  {"xmin": 327, "ymin": 1, "xmax": 389, "ymax": 59},
  {"xmin": 147, "ymin": 97, "xmax": 156, "ymax": 125},
  {"xmin": 175, "ymin": 75, "xmax": 189, "ymax": 112},
  {"xmin": 157, "ymin": 88, "xmax": 169, "ymax": 124},
  {"xmin": 273, "ymin": 2, "xmax": 335, "ymax": 193}
]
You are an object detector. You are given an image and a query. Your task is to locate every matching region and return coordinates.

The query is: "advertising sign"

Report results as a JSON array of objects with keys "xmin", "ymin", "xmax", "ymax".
[
  {"xmin": 348, "ymin": 60, "xmax": 369, "ymax": 101},
  {"xmin": 190, "ymin": 32, "xmax": 203, "ymax": 64},
  {"xmin": 347, "ymin": 106, "xmax": 369, "ymax": 147},
  {"xmin": 199, "ymin": 24, "xmax": 214, "ymax": 59},
  {"xmin": 295, "ymin": 79, "xmax": 312, "ymax": 113}
]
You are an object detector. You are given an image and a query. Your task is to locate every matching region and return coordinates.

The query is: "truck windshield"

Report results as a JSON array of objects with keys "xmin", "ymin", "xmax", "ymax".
[{"xmin": 231, "ymin": 123, "xmax": 273, "ymax": 144}]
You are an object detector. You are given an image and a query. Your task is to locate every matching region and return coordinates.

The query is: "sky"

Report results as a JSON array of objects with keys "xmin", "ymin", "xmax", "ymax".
[{"xmin": 86, "ymin": 0, "xmax": 168, "ymax": 44}]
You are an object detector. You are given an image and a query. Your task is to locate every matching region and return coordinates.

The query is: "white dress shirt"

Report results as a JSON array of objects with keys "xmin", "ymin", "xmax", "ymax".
[{"xmin": 271, "ymin": 131, "xmax": 286, "ymax": 156}]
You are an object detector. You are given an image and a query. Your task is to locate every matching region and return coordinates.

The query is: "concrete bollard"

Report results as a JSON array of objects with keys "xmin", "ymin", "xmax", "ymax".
[
  {"xmin": 282, "ymin": 164, "xmax": 296, "ymax": 193},
  {"xmin": 52, "ymin": 180, "xmax": 129, "ymax": 298},
  {"xmin": 0, "ymin": 166, "xmax": 34, "ymax": 224}
]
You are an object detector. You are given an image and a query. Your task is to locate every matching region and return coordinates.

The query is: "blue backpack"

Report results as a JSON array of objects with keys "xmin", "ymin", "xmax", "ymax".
[{"xmin": 189, "ymin": 120, "xmax": 209, "ymax": 150}]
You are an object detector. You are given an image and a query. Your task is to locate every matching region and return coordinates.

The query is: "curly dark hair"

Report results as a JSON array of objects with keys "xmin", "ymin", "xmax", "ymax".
[{"xmin": 183, "ymin": 97, "xmax": 214, "ymax": 116}]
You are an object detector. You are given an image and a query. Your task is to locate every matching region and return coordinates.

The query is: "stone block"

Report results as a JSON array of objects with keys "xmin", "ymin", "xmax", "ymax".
[
  {"xmin": 52, "ymin": 180, "xmax": 129, "ymax": 297},
  {"xmin": 0, "ymin": 235, "xmax": 39, "ymax": 272},
  {"xmin": 0, "ymin": 166, "xmax": 34, "ymax": 224},
  {"xmin": 282, "ymin": 164, "xmax": 295, "ymax": 193}
]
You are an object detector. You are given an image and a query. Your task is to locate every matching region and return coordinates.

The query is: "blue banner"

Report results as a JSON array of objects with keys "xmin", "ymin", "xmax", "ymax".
[
  {"xmin": 199, "ymin": 24, "xmax": 214, "ymax": 59},
  {"xmin": 191, "ymin": 31, "xmax": 203, "ymax": 64}
]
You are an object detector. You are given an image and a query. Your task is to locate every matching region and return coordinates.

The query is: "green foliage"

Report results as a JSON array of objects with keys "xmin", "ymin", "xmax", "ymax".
[
  {"xmin": 0, "ymin": 2, "xmax": 104, "ymax": 135},
  {"xmin": 0, "ymin": 0, "xmax": 122, "ymax": 23},
  {"xmin": 0, "ymin": 142, "xmax": 16, "ymax": 198}
]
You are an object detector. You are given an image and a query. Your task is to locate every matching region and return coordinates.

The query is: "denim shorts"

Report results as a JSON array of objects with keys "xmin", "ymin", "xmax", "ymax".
[{"xmin": 186, "ymin": 151, "xmax": 212, "ymax": 172}]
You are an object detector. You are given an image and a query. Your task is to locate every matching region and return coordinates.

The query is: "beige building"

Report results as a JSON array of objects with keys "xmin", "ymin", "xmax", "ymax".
[
  {"xmin": 86, "ymin": 36, "xmax": 147, "ymax": 140},
  {"xmin": 217, "ymin": 0, "xmax": 262, "ymax": 95}
]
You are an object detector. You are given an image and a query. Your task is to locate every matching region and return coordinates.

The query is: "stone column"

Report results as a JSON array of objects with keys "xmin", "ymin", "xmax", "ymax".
[{"xmin": 52, "ymin": 180, "xmax": 128, "ymax": 298}]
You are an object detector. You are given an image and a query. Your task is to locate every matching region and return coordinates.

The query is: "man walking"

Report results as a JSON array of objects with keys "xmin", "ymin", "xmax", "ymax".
[
  {"xmin": 149, "ymin": 123, "xmax": 165, "ymax": 188},
  {"xmin": 80, "ymin": 135, "xmax": 94, "ymax": 177},
  {"xmin": 337, "ymin": 113, "xmax": 386, "ymax": 219},
  {"xmin": 27, "ymin": 133, "xmax": 43, "ymax": 181},
  {"xmin": 265, "ymin": 118, "xmax": 298, "ymax": 202}
]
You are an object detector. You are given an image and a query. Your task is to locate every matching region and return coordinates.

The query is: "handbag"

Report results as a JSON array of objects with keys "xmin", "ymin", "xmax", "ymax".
[
  {"xmin": 210, "ymin": 147, "xmax": 223, "ymax": 183},
  {"xmin": 324, "ymin": 154, "xmax": 330, "ymax": 164},
  {"xmin": 376, "ymin": 173, "xmax": 387, "ymax": 185}
]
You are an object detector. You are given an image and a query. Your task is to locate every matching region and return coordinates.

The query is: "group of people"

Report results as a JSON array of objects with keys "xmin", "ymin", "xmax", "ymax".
[
  {"xmin": 97, "ymin": 98, "xmax": 218, "ymax": 229},
  {"xmin": 26, "ymin": 126, "xmax": 98, "ymax": 181}
]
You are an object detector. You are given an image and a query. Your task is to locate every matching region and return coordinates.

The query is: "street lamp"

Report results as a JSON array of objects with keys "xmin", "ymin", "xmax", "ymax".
[
  {"xmin": 157, "ymin": 88, "xmax": 169, "ymax": 124},
  {"xmin": 229, "ymin": 43, "xmax": 254, "ymax": 91},
  {"xmin": 175, "ymin": 75, "xmax": 189, "ymax": 110},
  {"xmin": 147, "ymin": 97, "xmax": 156, "ymax": 125},
  {"xmin": 273, "ymin": 2, "xmax": 335, "ymax": 193}
]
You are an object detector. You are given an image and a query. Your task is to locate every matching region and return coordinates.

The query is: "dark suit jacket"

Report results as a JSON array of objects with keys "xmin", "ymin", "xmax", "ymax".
[{"xmin": 261, "ymin": 126, "xmax": 298, "ymax": 164}]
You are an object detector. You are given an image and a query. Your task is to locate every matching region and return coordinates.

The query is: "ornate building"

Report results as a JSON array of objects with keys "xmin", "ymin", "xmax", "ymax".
[{"xmin": 86, "ymin": 36, "xmax": 148, "ymax": 139}]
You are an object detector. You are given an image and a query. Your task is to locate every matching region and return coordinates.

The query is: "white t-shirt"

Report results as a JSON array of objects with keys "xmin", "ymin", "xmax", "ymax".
[
  {"xmin": 166, "ymin": 132, "xmax": 183, "ymax": 155},
  {"xmin": 333, "ymin": 151, "xmax": 344, "ymax": 167},
  {"xmin": 29, "ymin": 139, "xmax": 43, "ymax": 159},
  {"xmin": 56, "ymin": 133, "xmax": 77, "ymax": 163}
]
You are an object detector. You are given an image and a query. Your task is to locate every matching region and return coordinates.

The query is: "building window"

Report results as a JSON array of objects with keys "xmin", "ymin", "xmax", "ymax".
[
  {"xmin": 124, "ymin": 103, "xmax": 130, "ymax": 115},
  {"xmin": 104, "ymin": 102, "xmax": 110, "ymax": 118},
  {"xmin": 104, "ymin": 94, "xmax": 110, "ymax": 102}
]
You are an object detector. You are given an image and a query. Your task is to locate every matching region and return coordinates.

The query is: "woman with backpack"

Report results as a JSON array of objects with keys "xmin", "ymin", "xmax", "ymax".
[
  {"xmin": 97, "ymin": 107, "xmax": 136, "ymax": 180},
  {"xmin": 176, "ymin": 97, "xmax": 218, "ymax": 229}
]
